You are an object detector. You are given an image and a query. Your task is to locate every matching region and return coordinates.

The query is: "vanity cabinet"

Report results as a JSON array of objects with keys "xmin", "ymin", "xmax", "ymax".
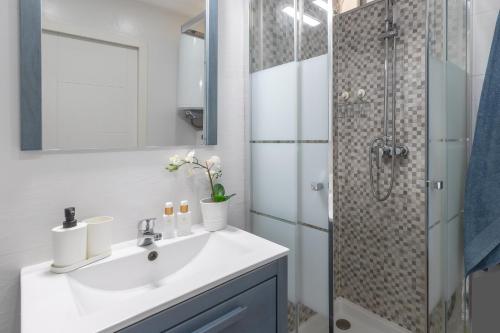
[{"xmin": 119, "ymin": 257, "xmax": 287, "ymax": 333}]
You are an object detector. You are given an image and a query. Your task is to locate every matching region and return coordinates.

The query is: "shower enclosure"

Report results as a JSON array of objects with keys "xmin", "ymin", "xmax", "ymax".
[{"xmin": 248, "ymin": 0, "xmax": 469, "ymax": 331}]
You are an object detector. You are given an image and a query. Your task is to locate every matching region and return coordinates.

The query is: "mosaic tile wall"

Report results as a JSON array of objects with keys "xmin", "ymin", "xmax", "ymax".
[
  {"xmin": 250, "ymin": 0, "xmax": 328, "ymax": 72},
  {"xmin": 331, "ymin": 0, "xmax": 428, "ymax": 332},
  {"xmin": 287, "ymin": 302, "xmax": 317, "ymax": 332}
]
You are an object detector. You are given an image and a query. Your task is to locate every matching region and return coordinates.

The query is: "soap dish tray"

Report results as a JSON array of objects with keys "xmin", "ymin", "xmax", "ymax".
[{"xmin": 50, "ymin": 251, "xmax": 111, "ymax": 274}]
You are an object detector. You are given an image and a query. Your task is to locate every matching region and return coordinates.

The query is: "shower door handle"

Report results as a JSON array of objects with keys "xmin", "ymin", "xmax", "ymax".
[
  {"xmin": 311, "ymin": 182, "xmax": 324, "ymax": 191},
  {"xmin": 426, "ymin": 180, "xmax": 444, "ymax": 190}
]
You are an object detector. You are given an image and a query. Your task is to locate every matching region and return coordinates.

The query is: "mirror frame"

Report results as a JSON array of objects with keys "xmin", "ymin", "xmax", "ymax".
[{"xmin": 20, "ymin": 0, "xmax": 218, "ymax": 151}]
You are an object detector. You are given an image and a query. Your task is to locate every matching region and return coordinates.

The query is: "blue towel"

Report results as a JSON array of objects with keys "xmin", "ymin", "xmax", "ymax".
[{"xmin": 464, "ymin": 12, "xmax": 500, "ymax": 276}]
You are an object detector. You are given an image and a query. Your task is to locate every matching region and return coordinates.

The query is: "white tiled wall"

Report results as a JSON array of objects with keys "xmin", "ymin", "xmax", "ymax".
[{"xmin": 471, "ymin": 2, "xmax": 500, "ymax": 136}]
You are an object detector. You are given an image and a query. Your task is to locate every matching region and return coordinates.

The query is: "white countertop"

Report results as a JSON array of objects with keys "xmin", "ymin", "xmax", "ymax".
[{"xmin": 21, "ymin": 225, "xmax": 288, "ymax": 333}]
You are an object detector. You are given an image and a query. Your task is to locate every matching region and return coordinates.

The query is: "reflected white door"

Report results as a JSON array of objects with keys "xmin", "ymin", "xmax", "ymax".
[{"xmin": 42, "ymin": 32, "xmax": 139, "ymax": 150}]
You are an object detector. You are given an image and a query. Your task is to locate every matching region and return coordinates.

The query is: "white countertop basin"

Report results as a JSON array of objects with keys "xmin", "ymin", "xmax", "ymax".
[{"xmin": 21, "ymin": 225, "xmax": 288, "ymax": 333}]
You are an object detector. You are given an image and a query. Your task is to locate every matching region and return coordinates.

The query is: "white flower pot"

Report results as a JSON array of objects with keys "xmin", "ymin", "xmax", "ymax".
[{"xmin": 200, "ymin": 198, "xmax": 229, "ymax": 231}]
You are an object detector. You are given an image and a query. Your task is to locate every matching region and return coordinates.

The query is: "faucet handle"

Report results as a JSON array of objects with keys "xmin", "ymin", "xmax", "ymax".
[{"xmin": 138, "ymin": 218, "xmax": 157, "ymax": 232}]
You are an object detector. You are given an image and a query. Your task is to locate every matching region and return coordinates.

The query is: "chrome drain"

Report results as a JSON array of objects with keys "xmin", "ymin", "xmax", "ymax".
[
  {"xmin": 336, "ymin": 319, "xmax": 351, "ymax": 330},
  {"xmin": 148, "ymin": 251, "xmax": 158, "ymax": 261}
]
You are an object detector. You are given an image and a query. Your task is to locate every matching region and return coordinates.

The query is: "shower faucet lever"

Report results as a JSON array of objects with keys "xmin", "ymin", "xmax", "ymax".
[{"xmin": 382, "ymin": 144, "xmax": 409, "ymax": 158}]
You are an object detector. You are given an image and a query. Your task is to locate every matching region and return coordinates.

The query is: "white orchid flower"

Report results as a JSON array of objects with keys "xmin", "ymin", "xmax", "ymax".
[
  {"xmin": 166, "ymin": 152, "xmax": 233, "ymax": 201},
  {"xmin": 206, "ymin": 155, "xmax": 221, "ymax": 170},
  {"xmin": 169, "ymin": 154, "xmax": 182, "ymax": 166},
  {"xmin": 185, "ymin": 150, "xmax": 196, "ymax": 163}
]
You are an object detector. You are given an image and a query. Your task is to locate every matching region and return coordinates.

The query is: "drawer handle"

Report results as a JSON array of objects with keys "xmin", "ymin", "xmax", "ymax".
[{"xmin": 192, "ymin": 306, "xmax": 248, "ymax": 333}]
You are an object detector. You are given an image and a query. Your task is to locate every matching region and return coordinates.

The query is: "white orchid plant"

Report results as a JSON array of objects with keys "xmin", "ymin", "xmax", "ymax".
[{"xmin": 166, "ymin": 151, "xmax": 235, "ymax": 203}]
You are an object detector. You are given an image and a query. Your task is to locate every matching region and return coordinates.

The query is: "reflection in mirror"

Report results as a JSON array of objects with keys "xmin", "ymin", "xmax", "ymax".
[{"xmin": 39, "ymin": 0, "xmax": 207, "ymax": 150}]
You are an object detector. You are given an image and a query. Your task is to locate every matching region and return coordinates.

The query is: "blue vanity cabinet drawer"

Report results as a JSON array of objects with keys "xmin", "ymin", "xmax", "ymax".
[
  {"xmin": 118, "ymin": 257, "xmax": 287, "ymax": 333},
  {"xmin": 166, "ymin": 277, "xmax": 276, "ymax": 333}
]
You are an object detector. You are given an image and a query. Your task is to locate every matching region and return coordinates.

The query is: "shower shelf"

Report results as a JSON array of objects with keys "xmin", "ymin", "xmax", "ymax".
[{"xmin": 337, "ymin": 102, "xmax": 373, "ymax": 118}]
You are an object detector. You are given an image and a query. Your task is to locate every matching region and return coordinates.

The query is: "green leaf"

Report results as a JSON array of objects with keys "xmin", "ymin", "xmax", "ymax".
[
  {"xmin": 213, "ymin": 183, "xmax": 225, "ymax": 197},
  {"xmin": 211, "ymin": 184, "xmax": 235, "ymax": 202},
  {"xmin": 211, "ymin": 184, "xmax": 226, "ymax": 202},
  {"xmin": 213, "ymin": 194, "xmax": 226, "ymax": 202},
  {"xmin": 224, "ymin": 193, "xmax": 236, "ymax": 201}
]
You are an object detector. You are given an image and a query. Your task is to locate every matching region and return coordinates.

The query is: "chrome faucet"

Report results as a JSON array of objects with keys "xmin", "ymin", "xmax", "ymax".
[{"xmin": 137, "ymin": 218, "xmax": 162, "ymax": 247}]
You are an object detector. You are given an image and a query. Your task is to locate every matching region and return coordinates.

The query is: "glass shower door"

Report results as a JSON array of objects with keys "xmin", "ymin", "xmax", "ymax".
[
  {"xmin": 249, "ymin": 0, "xmax": 330, "ymax": 332},
  {"xmin": 427, "ymin": 0, "xmax": 467, "ymax": 330}
]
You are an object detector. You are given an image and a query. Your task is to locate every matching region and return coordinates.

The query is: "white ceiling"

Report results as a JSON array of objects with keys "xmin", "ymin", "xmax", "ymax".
[{"xmin": 136, "ymin": 0, "xmax": 205, "ymax": 17}]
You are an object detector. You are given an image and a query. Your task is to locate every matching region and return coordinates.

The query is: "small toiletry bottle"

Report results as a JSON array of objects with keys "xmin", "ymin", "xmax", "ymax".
[
  {"xmin": 177, "ymin": 200, "xmax": 192, "ymax": 236},
  {"xmin": 163, "ymin": 202, "xmax": 176, "ymax": 239},
  {"xmin": 51, "ymin": 207, "xmax": 88, "ymax": 267}
]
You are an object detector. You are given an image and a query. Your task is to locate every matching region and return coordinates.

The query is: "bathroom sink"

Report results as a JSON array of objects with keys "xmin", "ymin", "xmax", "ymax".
[
  {"xmin": 21, "ymin": 225, "xmax": 288, "ymax": 333},
  {"xmin": 67, "ymin": 230, "xmax": 251, "ymax": 314}
]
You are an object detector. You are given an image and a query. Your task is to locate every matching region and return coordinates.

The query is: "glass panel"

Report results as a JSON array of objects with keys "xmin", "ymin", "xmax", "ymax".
[
  {"xmin": 298, "ymin": 0, "xmax": 328, "ymax": 61},
  {"xmin": 250, "ymin": 1, "xmax": 330, "ymax": 332},
  {"xmin": 427, "ymin": 0, "xmax": 468, "ymax": 331},
  {"xmin": 444, "ymin": 0, "xmax": 467, "ymax": 330},
  {"xmin": 250, "ymin": 0, "xmax": 295, "ymax": 73},
  {"xmin": 297, "ymin": 2, "xmax": 329, "ymax": 332},
  {"xmin": 428, "ymin": 37, "xmax": 447, "ymax": 333},
  {"xmin": 250, "ymin": 1, "xmax": 299, "ymax": 332}
]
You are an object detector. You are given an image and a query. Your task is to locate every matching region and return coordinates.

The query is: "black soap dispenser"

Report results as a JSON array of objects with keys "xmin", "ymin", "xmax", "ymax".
[{"xmin": 51, "ymin": 207, "xmax": 88, "ymax": 267}]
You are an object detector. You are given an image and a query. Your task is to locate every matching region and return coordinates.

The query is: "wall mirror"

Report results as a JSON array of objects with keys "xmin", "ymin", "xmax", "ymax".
[{"xmin": 20, "ymin": 0, "xmax": 218, "ymax": 151}]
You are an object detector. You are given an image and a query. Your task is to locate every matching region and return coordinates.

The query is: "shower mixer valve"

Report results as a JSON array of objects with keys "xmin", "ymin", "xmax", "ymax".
[
  {"xmin": 370, "ymin": 139, "xmax": 409, "ymax": 169},
  {"xmin": 380, "ymin": 142, "xmax": 409, "ymax": 158},
  {"xmin": 370, "ymin": 137, "xmax": 409, "ymax": 159}
]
